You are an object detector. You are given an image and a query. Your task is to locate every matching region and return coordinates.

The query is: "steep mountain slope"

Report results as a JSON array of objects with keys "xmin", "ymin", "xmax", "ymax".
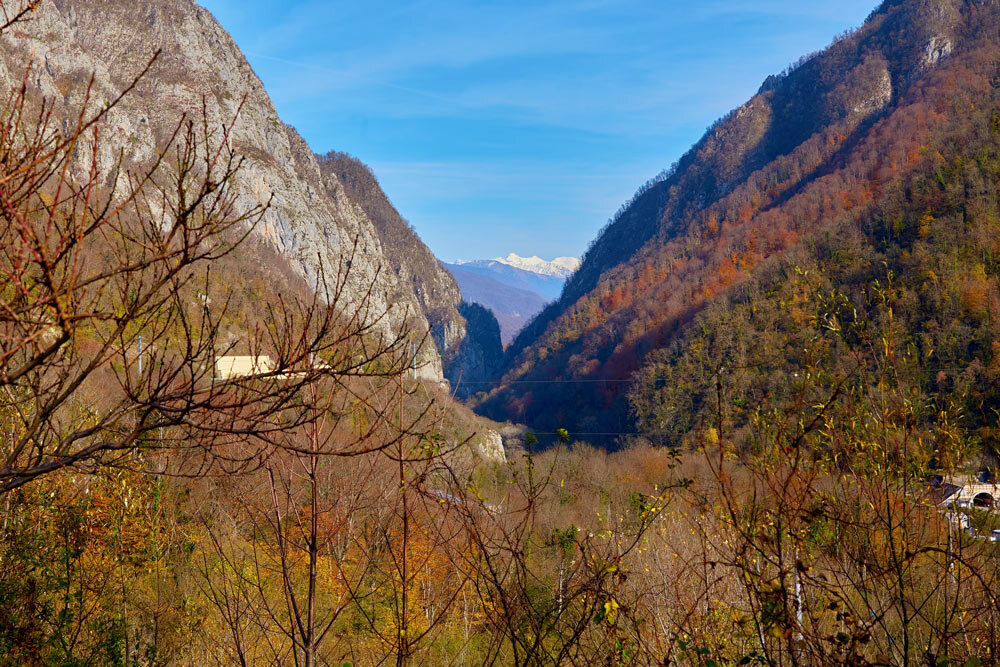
[
  {"xmin": 444, "ymin": 262, "xmax": 552, "ymax": 343},
  {"xmin": 1, "ymin": 0, "xmax": 462, "ymax": 380},
  {"xmin": 479, "ymin": 0, "xmax": 1000, "ymax": 443},
  {"xmin": 317, "ymin": 152, "xmax": 467, "ymax": 356},
  {"xmin": 443, "ymin": 303, "xmax": 505, "ymax": 399}
]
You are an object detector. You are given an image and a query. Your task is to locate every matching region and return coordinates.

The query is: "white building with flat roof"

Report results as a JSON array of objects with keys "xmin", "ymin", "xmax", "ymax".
[{"xmin": 214, "ymin": 355, "xmax": 275, "ymax": 380}]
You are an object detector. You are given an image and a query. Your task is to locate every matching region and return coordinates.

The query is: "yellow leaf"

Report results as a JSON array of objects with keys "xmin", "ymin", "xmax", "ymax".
[{"xmin": 604, "ymin": 598, "xmax": 620, "ymax": 625}]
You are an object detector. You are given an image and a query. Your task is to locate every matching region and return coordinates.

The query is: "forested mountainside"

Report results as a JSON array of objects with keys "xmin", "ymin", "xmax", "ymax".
[
  {"xmin": 478, "ymin": 0, "xmax": 1000, "ymax": 444},
  {"xmin": 0, "ymin": 0, "xmax": 469, "ymax": 380},
  {"xmin": 11, "ymin": 1, "xmax": 1000, "ymax": 663}
]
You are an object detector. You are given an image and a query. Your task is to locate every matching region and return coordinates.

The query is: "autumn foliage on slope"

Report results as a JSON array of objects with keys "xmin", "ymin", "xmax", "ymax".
[{"xmin": 478, "ymin": 0, "xmax": 1000, "ymax": 442}]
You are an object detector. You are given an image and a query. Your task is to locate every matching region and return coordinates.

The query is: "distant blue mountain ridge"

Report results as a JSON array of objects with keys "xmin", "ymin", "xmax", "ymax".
[
  {"xmin": 447, "ymin": 260, "xmax": 565, "ymax": 301},
  {"xmin": 442, "ymin": 258, "xmax": 573, "ymax": 345}
]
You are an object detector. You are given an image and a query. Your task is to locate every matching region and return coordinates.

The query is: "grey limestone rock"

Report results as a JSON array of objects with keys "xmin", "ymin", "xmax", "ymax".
[{"xmin": 0, "ymin": 0, "xmax": 461, "ymax": 381}]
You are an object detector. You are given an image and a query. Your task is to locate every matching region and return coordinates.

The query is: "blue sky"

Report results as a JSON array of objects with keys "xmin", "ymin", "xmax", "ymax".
[{"xmin": 198, "ymin": 0, "xmax": 879, "ymax": 262}]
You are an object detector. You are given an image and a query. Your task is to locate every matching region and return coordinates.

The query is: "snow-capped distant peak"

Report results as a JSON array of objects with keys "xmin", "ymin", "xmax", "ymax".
[{"xmin": 491, "ymin": 253, "xmax": 581, "ymax": 278}]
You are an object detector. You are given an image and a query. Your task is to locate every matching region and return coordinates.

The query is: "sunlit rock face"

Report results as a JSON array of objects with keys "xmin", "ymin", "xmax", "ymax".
[
  {"xmin": 0, "ymin": 0, "xmax": 461, "ymax": 380},
  {"xmin": 923, "ymin": 35, "xmax": 954, "ymax": 67},
  {"xmin": 475, "ymin": 429, "xmax": 506, "ymax": 464}
]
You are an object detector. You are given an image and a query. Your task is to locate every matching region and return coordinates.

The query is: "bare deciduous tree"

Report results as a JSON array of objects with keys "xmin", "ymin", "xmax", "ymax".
[{"xmin": 0, "ymin": 38, "xmax": 397, "ymax": 493}]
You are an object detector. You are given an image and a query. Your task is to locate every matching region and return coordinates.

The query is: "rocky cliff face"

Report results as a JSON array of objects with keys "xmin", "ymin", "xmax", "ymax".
[
  {"xmin": 0, "ymin": 0, "xmax": 452, "ymax": 379},
  {"xmin": 315, "ymin": 153, "xmax": 467, "ymax": 359}
]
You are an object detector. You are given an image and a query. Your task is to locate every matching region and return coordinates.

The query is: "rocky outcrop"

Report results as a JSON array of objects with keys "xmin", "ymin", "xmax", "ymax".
[
  {"xmin": 473, "ymin": 429, "xmax": 506, "ymax": 463},
  {"xmin": 923, "ymin": 35, "xmax": 953, "ymax": 67},
  {"xmin": 0, "ymin": 0, "xmax": 448, "ymax": 379}
]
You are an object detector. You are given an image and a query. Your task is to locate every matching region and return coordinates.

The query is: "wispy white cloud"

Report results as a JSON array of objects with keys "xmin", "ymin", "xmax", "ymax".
[
  {"xmin": 240, "ymin": 0, "xmax": 874, "ymax": 138},
  {"xmin": 246, "ymin": 0, "xmax": 623, "ymax": 85},
  {"xmin": 201, "ymin": 0, "xmax": 880, "ymax": 259}
]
